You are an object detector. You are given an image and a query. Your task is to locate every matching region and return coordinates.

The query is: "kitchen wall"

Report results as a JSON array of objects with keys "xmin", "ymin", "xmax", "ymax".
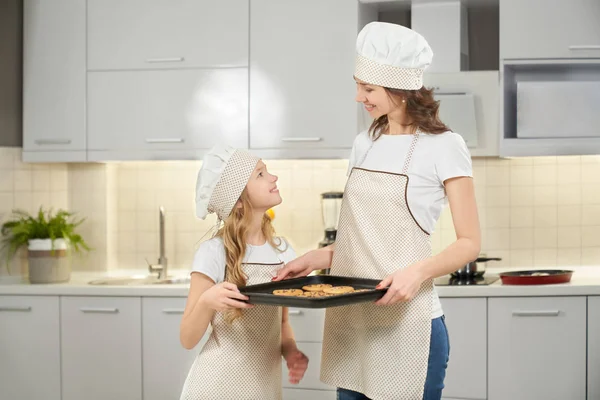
[{"xmin": 1, "ymin": 146, "xmax": 600, "ymax": 276}]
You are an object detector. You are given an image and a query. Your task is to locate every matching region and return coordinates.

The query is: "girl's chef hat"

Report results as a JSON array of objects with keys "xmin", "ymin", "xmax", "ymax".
[
  {"xmin": 355, "ymin": 22, "xmax": 433, "ymax": 90},
  {"xmin": 195, "ymin": 144, "xmax": 260, "ymax": 221}
]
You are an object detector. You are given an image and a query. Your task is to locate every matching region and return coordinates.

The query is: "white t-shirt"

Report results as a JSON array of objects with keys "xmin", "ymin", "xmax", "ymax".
[
  {"xmin": 191, "ymin": 237, "xmax": 296, "ymax": 284},
  {"xmin": 348, "ymin": 130, "xmax": 473, "ymax": 235},
  {"xmin": 347, "ymin": 130, "xmax": 473, "ymax": 319}
]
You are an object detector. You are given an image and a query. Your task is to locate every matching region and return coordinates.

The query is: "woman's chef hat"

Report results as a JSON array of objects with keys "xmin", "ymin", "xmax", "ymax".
[
  {"xmin": 195, "ymin": 144, "xmax": 260, "ymax": 221},
  {"xmin": 354, "ymin": 22, "xmax": 433, "ymax": 90}
]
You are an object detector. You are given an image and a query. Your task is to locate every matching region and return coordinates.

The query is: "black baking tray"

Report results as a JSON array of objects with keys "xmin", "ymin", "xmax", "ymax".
[{"xmin": 239, "ymin": 275, "xmax": 387, "ymax": 308}]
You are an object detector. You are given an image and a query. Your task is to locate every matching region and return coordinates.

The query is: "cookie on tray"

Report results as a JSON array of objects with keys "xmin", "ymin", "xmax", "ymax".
[
  {"xmin": 273, "ymin": 289, "xmax": 304, "ymax": 296},
  {"xmin": 352, "ymin": 288, "xmax": 372, "ymax": 293},
  {"xmin": 302, "ymin": 283, "xmax": 333, "ymax": 292},
  {"xmin": 301, "ymin": 291, "xmax": 327, "ymax": 298},
  {"xmin": 323, "ymin": 286, "xmax": 354, "ymax": 295}
]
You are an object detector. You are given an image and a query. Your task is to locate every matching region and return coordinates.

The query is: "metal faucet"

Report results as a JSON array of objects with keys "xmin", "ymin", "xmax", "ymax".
[{"xmin": 148, "ymin": 206, "xmax": 168, "ymax": 279}]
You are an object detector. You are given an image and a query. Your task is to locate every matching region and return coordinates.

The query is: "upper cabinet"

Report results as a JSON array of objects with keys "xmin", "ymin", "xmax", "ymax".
[
  {"xmin": 423, "ymin": 71, "xmax": 499, "ymax": 157},
  {"xmin": 87, "ymin": 68, "xmax": 248, "ymax": 161},
  {"xmin": 87, "ymin": 0, "xmax": 249, "ymax": 71},
  {"xmin": 500, "ymin": 0, "xmax": 600, "ymax": 60},
  {"xmin": 22, "ymin": 0, "xmax": 86, "ymax": 162},
  {"xmin": 249, "ymin": 0, "xmax": 361, "ymax": 159}
]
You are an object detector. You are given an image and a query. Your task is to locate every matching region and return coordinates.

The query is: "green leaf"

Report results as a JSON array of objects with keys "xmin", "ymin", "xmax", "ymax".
[{"xmin": 0, "ymin": 207, "xmax": 91, "ymax": 269}]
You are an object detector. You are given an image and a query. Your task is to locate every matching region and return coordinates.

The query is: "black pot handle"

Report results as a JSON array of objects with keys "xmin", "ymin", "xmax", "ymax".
[{"xmin": 476, "ymin": 257, "xmax": 502, "ymax": 262}]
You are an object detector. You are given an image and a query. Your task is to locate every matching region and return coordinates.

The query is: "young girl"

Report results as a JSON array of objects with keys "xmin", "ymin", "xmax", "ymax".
[{"xmin": 179, "ymin": 144, "xmax": 309, "ymax": 400}]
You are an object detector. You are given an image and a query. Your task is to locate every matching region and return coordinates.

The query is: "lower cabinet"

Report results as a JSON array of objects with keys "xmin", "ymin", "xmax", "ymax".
[
  {"xmin": 0, "ymin": 295, "xmax": 61, "ymax": 400},
  {"xmin": 283, "ymin": 388, "xmax": 336, "ymax": 400},
  {"xmin": 61, "ymin": 296, "xmax": 143, "ymax": 400},
  {"xmin": 587, "ymin": 296, "xmax": 600, "ymax": 400},
  {"xmin": 142, "ymin": 297, "xmax": 203, "ymax": 400},
  {"xmin": 440, "ymin": 298, "xmax": 487, "ymax": 400},
  {"xmin": 488, "ymin": 297, "xmax": 586, "ymax": 400}
]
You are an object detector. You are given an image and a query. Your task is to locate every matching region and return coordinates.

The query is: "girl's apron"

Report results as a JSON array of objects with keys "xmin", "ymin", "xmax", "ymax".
[
  {"xmin": 320, "ymin": 133, "xmax": 433, "ymax": 400},
  {"xmin": 180, "ymin": 262, "xmax": 284, "ymax": 400}
]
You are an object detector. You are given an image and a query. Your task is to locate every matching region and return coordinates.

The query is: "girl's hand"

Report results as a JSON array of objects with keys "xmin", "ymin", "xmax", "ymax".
[
  {"xmin": 200, "ymin": 282, "xmax": 254, "ymax": 312},
  {"xmin": 375, "ymin": 264, "xmax": 426, "ymax": 306},
  {"xmin": 283, "ymin": 348, "xmax": 309, "ymax": 384}
]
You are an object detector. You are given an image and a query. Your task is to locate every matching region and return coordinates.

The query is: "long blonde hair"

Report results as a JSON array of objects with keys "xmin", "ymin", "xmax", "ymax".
[{"xmin": 216, "ymin": 189, "xmax": 279, "ymax": 323}]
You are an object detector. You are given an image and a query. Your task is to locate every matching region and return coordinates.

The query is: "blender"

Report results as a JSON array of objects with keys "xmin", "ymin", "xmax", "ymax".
[{"xmin": 316, "ymin": 192, "xmax": 343, "ymax": 274}]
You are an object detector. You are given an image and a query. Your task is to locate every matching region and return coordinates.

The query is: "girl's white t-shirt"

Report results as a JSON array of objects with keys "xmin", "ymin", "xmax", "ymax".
[
  {"xmin": 191, "ymin": 237, "xmax": 296, "ymax": 283},
  {"xmin": 348, "ymin": 130, "xmax": 473, "ymax": 319}
]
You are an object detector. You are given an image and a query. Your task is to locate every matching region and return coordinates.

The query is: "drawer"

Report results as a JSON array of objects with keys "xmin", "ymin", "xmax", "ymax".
[
  {"xmin": 283, "ymin": 342, "xmax": 334, "ymax": 391},
  {"xmin": 283, "ymin": 388, "xmax": 336, "ymax": 400},
  {"xmin": 286, "ymin": 308, "xmax": 325, "ymax": 342}
]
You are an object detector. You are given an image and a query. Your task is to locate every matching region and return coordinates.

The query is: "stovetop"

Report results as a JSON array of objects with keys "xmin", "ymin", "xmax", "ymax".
[{"xmin": 435, "ymin": 274, "xmax": 500, "ymax": 286}]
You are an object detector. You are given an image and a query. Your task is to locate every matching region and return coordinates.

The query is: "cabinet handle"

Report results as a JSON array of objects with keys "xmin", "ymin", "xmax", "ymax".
[
  {"xmin": 512, "ymin": 310, "xmax": 560, "ymax": 317},
  {"xmin": 79, "ymin": 307, "xmax": 119, "ymax": 314},
  {"xmin": 569, "ymin": 45, "xmax": 600, "ymax": 51},
  {"xmin": 0, "ymin": 306, "xmax": 32, "ymax": 312},
  {"xmin": 281, "ymin": 137, "xmax": 322, "ymax": 142},
  {"xmin": 145, "ymin": 138, "xmax": 185, "ymax": 144},
  {"xmin": 162, "ymin": 308, "xmax": 185, "ymax": 314},
  {"xmin": 145, "ymin": 57, "xmax": 185, "ymax": 63},
  {"xmin": 35, "ymin": 139, "xmax": 71, "ymax": 145},
  {"xmin": 288, "ymin": 309, "xmax": 304, "ymax": 316}
]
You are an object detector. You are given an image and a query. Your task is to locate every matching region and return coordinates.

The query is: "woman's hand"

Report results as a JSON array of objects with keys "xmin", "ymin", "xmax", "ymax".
[
  {"xmin": 375, "ymin": 263, "xmax": 426, "ymax": 306},
  {"xmin": 272, "ymin": 246, "xmax": 334, "ymax": 281},
  {"xmin": 283, "ymin": 347, "xmax": 309, "ymax": 384},
  {"xmin": 200, "ymin": 282, "xmax": 254, "ymax": 312}
]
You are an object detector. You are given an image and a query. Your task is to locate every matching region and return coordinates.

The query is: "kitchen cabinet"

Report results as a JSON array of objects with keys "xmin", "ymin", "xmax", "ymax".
[
  {"xmin": 0, "ymin": 296, "xmax": 61, "ymax": 400},
  {"xmin": 440, "ymin": 298, "xmax": 487, "ymax": 400},
  {"xmin": 61, "ymin": 296, "xmax": 142, "ymax": 400},
  {"xmin": 499, "ymin": 61, "xmax": 600, "ymax": 157},
  {"xmin": 22, "ymin": 0, "xmax": 86, "ymax": 162},
  {"xmin": 87, "ymin": 0, "xmax": 248, "ymax": 71},
  {"xmin": 488, "ymin": 297, "xmax": 586, "ymax": 400},
  {"xmin": 87, "ymin": 68, "xmax": 248, "ymax": 161},
  {"xmin": 285, "ymin": 307, "xmax": 325, "ymax": 343},
  {"xmin": 589, "ymin": 297, "xmax": 600, "ymax": 400},
  {"xmin": 249, "ymin": 0, "xmax": 360, "ymax": 159},
  {"xmin": 283, "ymin": 388, "xmax": 336, "ymax": 400},
  {"xmin": 282, "ymin": 308, "xmax": 335, "ymax": 396},
  {"xmin": 142, "ymin": 297, "xmax": 207, "ymax": 400},
  {"xmin": 500, "ymin": 0, "xmax": 600, "ymax": 60},
  {"xmin": 423, "ymin": 71, "xmax": 499, "ymax": 157}
]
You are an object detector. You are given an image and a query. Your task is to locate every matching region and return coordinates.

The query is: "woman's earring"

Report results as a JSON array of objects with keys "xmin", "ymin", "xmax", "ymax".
[{"xmin": 402, "ymin": 99, "xmax": 406, "ymax": 103}]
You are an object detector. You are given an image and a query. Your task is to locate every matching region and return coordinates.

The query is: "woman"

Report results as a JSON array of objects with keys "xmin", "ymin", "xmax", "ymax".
[{"xmin": 273, "ymin": 22, "xmax": 480, "ymax": 400}]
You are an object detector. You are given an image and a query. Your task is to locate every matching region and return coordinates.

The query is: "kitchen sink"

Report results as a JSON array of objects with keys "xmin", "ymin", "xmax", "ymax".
[{"xmin": 88, "ymin": 275, "xmax": 191, "ymax": 285}]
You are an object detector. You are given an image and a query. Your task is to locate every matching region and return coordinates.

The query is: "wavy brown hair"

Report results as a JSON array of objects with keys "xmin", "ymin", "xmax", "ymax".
[
  {"xmin": 368, "ymin": 86, "xmax": 450, "ymax": 140},
  {"xmin": 215, "ymin": 189, "xmax": 279, "ymax": 324}
]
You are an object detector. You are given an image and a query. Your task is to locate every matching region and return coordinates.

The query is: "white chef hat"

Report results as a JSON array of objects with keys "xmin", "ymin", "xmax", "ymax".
[
  {"xmin": 195, "ymin": 144, "xmax": 260, "ymax": 221},
  {"xmin": 355, "ymin": 22, "xmax": 433, "ymax": 90}
]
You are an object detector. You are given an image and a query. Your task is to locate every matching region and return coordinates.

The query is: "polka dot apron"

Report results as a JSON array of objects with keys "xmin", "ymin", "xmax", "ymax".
[
  {"xmin": 180, "ymin": 262, "xmax": 284, "ymax": 400},
  {"xmin": 320, "ymin": 133, "xmax": 433, "ymax": 400}
]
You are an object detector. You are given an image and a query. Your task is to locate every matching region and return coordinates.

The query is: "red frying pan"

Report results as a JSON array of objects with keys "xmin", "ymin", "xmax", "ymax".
[{"xmin": 499, "ymin": 269, "xmax": 573, "ymax": 285}]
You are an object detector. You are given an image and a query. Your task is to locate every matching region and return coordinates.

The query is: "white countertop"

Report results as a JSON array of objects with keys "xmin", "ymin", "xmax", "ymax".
[{"xmin": 1, "ymin": 267, "xmax": 600, "ymax": 298}]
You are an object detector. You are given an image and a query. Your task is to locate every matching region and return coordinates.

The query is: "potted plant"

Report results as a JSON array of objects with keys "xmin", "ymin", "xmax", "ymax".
[{"xmin": 1, "ymin": 207, "xmax": 90, "ymax": 283}]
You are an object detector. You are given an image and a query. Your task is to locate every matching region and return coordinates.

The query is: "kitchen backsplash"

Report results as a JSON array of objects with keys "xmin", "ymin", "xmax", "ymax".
[{"xmin": 1, "ymin": 146, "xmax": 599, "ymax": 276}]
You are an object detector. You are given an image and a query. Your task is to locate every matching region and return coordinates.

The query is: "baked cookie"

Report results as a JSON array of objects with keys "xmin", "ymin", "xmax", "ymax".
[
  {"xmin": 302, "ymin": 284, "xmax": 333, "ymax": 292},
  {"xmin": 301, "ymin": 291, "xmax": 327, "ymax": 298},
  {"xmin": 323, "ymin": 286, "xmax": 354, "ymax": 295},
  {"xmin": 353, "ymin": 288, "xmax": 372, "ymax": 293},
  {"xmin": 273, "ymin": 289, "xmax": 304, "ymax": 296}
]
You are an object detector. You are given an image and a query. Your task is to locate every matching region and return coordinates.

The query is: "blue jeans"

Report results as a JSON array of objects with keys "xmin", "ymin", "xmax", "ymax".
[{"xmin": 336, "ymin": 316, "xmax": 450, "ymax": 400}]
